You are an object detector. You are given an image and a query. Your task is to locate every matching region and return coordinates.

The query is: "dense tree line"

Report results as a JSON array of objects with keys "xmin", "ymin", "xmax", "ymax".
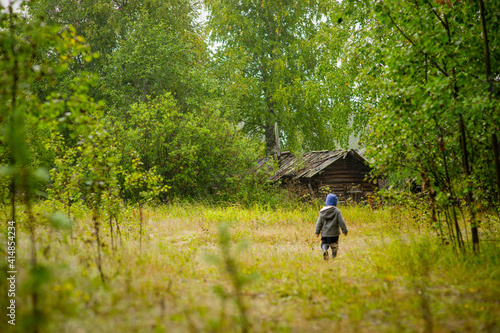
[
  {"xmin": 1, "ymin": 0, "xmax": 267, "ymax": 204},
  {"xmin": 205, "ymin": 0, "xmax": 370, "ymax": 154},
  {"xmin": 359, "ymin": 0, "xmax": 500, "ymax": 250},
  {"xmin": 0, "ymin": 0, "xmax": 368, "ymax": 205},
  {"xmin": 2, "ymin": 0, "xmax": 499, "ymax": 226}
]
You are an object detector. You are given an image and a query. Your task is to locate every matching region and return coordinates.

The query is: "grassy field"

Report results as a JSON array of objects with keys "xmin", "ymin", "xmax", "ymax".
[{"xmin": 1, "ymin": 202, "xmax": 500, "ymax": 332}]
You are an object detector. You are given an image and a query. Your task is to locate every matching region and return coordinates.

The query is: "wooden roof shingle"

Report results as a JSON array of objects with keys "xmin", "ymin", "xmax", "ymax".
[{"xmin": 257, "ymin": 149, "xmax": 369, "ymax": 182}]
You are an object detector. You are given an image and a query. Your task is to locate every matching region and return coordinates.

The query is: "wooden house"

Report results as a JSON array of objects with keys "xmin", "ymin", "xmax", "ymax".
[{"xmin": 257, "ymin": 149, "xmax": 378, "ymax": 202}]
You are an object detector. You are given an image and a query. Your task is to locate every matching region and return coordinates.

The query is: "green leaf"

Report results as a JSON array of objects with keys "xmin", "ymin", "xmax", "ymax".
[
  {"xmin": 49, "ymin": 212, "xmax": 72, "ymax": 230},
  {"xmin": 0, "ymin": 165, "xmax": 19, "ymax": 177},
  {"xmin": 33, "ymin": 167, "xmax": 51, "ymax": 183}
]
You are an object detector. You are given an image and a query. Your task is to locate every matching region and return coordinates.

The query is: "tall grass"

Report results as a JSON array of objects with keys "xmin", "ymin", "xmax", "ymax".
[{"xmin": 0, "ymin": 202, "xmax": 498, "ymax": 332}]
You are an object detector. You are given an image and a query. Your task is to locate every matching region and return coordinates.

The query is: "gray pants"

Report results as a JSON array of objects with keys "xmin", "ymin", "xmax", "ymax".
[
  {"xmin": 321, "ymin": 242, "xmax": 339, "ymax": 258},
  {"xmin": 321, "ymin": 236, "xmax": 339, "ymax": 259}
]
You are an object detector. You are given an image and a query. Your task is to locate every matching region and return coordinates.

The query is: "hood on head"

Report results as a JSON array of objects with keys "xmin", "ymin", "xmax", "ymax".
[{"xmin": 319, "ymin": 206, "xmax": 337, "ymax": 219}]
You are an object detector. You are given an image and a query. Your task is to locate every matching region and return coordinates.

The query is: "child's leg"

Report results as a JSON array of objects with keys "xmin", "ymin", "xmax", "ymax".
[
  {"xmin": 321, "ymin": 241, "xmax": 329, "ymax": 260},
  {"xmin": 331, "ymin": 242, "xmax": 339, "ymax": 258},
  {"xmin": 321, "ymin": 243, "xmax": 329, "ymax": 260}
]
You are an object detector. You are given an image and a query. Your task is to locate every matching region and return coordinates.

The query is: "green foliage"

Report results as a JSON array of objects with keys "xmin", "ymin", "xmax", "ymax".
[
  {"xmin": 28, "ymin": 0, "xmax": 269, "ymax": 206},
  {"xmin": 115, "ymin": 93, "xmax": 263, "ymax": 200},
  {"xmin": 103, "ymin": 8, "xmax": 212, "ymax": 113},
  {"xmin": 359, "ymin": 0, "xmax": 500, "ymax": 248},
  {"xmin": 207, "ymin": 223, "xmax": 255, "ymax": 332},
  {"xmin": 46, "ymin": 135, "xmax": 81, "ymax": 213},
  {"xmin": 205, "ymin": 0, "xmax": 370, "ymax": 153},
  {"xmin": 0, "ymin": 3, "xmax": 96, "ymax": 210},
  {"xmin": 0, "ymin": 12, "xmax": 92, "ymax": 174},
  {"xmin": 49, "ymin": 211, "xmax": 72, "ymax": 230},
  {"xmin": 28, "ymin": 0, "xmax": 210, "ymax": 112},
  {"xmin": 123, "ymin": 156, "xmax": 169, "ymax": 206},
  {"xmin": 364, "ymin": 0, "xmax": 500, "ymax": 195},
  {"xmin": 41, "ymin": 74, "xmax": 123, "ymax": 213},
  {"xmin": 0, "ymin": 1, "xmax": 113, "ymax": 330}
]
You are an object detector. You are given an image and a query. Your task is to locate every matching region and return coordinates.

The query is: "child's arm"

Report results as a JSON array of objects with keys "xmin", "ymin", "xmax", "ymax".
[
  {"xmin": 314, "ymin": 215, "xmax": 323, "ymax": 236},
  {"xmin": 338, "ymin": 211, "xmax": 348, "ymax": 236}
]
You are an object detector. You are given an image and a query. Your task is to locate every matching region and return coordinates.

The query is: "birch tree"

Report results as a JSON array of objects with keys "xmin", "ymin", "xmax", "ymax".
[{"xmin": 205, "ymin": 0, "xmax": 369, "ymax": 155}]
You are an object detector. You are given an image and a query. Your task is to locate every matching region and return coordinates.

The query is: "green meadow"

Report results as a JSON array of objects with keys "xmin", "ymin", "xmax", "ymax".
[{"xmin": 2, "ymin": 203, "xmax": 499, "ymax": 332}]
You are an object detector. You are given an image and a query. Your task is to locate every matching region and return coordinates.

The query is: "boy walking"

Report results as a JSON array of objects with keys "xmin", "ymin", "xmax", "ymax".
[{"xmin": 315, "ymin": 193, "xmax": 348, "ymax": 260}]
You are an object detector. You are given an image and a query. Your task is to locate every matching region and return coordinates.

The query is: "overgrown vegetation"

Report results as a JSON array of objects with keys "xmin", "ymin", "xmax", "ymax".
[
  {"xmin": 1, "ymin": 0, "xmax": 500, "ymax": 332},
  {"xmin": 359, "ymin": 0, "xmax": 500, "ymax": 252},
  {"xmin": 1, "ymin": 203, "xmax": 499, "ymax": 332}
]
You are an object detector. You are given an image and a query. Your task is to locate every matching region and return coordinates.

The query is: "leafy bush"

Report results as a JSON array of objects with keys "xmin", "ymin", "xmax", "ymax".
[{"xmin": 113, "ymin": 93, "xmax": 267, "ymax": 202}]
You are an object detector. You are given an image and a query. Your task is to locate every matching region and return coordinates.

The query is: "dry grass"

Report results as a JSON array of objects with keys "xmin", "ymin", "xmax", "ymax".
[{"xmin": 1, "ymin": 202, "xmax": 499, "ymax": 332}]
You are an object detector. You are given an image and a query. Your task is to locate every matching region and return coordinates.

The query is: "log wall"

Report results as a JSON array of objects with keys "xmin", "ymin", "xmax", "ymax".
[{"xmin": 304, "ymin": 156, "xmax": 377, "ymax": 202}]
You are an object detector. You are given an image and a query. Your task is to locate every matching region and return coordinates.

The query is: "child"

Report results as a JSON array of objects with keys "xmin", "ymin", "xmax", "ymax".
[{"xmin": 314, "ymin": 193, "xmax": 348, "ymax": 260}]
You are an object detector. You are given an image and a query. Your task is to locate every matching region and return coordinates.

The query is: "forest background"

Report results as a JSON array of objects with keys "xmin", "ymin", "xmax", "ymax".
[{"xmin": 1, "ymin": 0, "xmax": 500, "ymax": 332}]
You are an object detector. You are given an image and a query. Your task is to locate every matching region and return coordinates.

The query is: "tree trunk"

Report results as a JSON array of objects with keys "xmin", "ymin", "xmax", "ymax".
[
  {"xmin": 493, "ymin": 133, "xmax": 500, "ymax": 204},
  {"xmin": 445, "ymin": 4, "xmax": 479, "ymax": 251},
  {"xmin": 139, "ymin": 206, "xmax": 143, "ymax": 255},
  {"xmin": 265, "ymin": 120, "xmax": 279, "ymax": 157},
  {"xmin": 93, "ymin": 213, "xmax": 106, "ymax": 285},
  {"xmin": 478, "ymin": 0, "xmax": 500, "ymax": 205},
  {"xmin": 434, "ymin": 116, "xmax": 464, "ymax": 250},
  {"xmin": 263, "ymin": 84, "xmax": 280, "ymax": 157},
  {"xmin": 459, "ymin": 115, "xmax": 479, "ymax": 252}
]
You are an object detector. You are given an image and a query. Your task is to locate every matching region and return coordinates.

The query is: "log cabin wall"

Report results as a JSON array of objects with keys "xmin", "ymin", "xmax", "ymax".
[{"xmin": 304, "ymin": 155, "xmax": 376, "ymax": 202}]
